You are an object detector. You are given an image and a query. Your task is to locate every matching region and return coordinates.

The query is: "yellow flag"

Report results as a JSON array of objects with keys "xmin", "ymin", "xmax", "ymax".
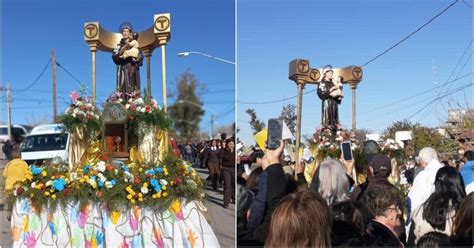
[{"xmin": 254, "ymin": 128, "xmax": 268, "ymax": 151}]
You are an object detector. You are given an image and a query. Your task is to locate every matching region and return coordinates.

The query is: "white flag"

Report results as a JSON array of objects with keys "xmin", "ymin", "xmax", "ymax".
[{"xmin": 282, "ymin": 121, "xmax": 295, "ymax": 140}]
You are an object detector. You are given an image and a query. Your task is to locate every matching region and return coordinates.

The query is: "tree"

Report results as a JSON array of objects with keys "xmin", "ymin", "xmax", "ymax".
[
  {"xmin": 354, "ymin": 128, "xmax": 372, "ymax": 144},
  {"xmin": 246, "ymin": 109, "xmax": 265, "ymax": 135},
  {"xmin": 216, "ymin": 124, "xmax": 234, "ymax": 139},
  {"xmin": 382, "ymin": 120, "xmax": 420, "ymax": 139},
  {"xmin": 412, "ymin": 127, "xmax": 457, "ymax": 158},
  {"xmin": 280, "ymin": 104, "xmax": 297, "ymax": 135},
  {"xmin": 169, "ymin": 70, "xmax": 205, "ymax": 140}
]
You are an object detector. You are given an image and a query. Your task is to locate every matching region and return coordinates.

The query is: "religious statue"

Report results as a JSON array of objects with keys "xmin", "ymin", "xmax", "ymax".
[
  {"xmin": 112, "ymin": 22, "xmax": 143, "ymax": 95},
  {"xmin": 317, "ymin": 65, "xmax": 343, "ymax": 129}
]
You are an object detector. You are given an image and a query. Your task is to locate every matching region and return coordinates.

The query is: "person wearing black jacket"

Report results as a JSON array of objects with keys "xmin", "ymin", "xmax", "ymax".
[{"xmin": 220, "ymin": 139, "xmax": 236, "ymax": 208}]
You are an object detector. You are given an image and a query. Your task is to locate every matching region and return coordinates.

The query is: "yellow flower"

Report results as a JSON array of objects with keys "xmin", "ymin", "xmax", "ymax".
[
  {"xmin": 164, "ymin": 172, "xmax": 169, "ymax": 176},
  {"xmin": 79, "ymin": 178, "xmax": 85, "ymax": 183},
  {"xmin": 130, "ymin": 199, "xmax": 136, "ymax": 204},
  {"xmin": 51, "ymin": 176, "xmax": 55, "ymax": 180},
  {"xmin": 170, "ymin": 181, "xmax": 174, "ymax": 186},
  {"xmin": 143, "ymin": 182, "xmax": 148, "ymax": 187},
  {"xmin": 138, "ymin": 198, "xmax": 143, "ymax": 202},
  {"xmin": 25, "ymin": 173, "xmax": 32, "ymax": 180},
  {"xmin": 29, "ymin": 193, "xmax": 34, "ymax": 198},
  {"xmin": 139, "ymin": 168, "xmax": 143, "ymax": 172},
  {"xmin": 162, "ymin": 186, "xmax": 167, "ymax": 191},
  {"xmin": 41, "ymin": 171, "xmax": 47, "ymax": 177},
  {"xmin": 152, "ymin": 194, "xmax": 157, "ymax": 199},
  {"xmin": 127, "ymin": 194, "xmax": 133, "ymax": 200},
  {"xmin": 138, "ymin": 193, "xmax": 143, "ymax": 198},
  {"xmin": 44, "ymin": 192, "xmax": 50, "ymax": 196},
  {"xmin": 50, "ymin": 189, "xmax": 54, "ymax": 193},
  {"xmin": 162, "ymin": 192, "xmax": 168, "ymax": 197},
  {"xmin": 51, "ymin": 194, "xmax": 57, "ymax": 200}
]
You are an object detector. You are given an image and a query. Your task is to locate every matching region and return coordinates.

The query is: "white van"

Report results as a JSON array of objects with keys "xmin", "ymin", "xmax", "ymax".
[{"xmin": 20, "ymin": 124, "xmax": 70, "ymax": 165}]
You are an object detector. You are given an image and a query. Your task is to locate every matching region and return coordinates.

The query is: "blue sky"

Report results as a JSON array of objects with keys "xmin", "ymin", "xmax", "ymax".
[
  {"xmin": 1, "ymin": 0, "xmax": 235, "ymax": 137},
  {"xmin": 237, "ymin": 0, "xmax": 472, "ymax": 145}
]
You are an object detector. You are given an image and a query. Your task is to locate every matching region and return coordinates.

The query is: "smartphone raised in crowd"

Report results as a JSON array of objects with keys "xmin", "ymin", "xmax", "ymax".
[
  {"xmin": 341, "ymin": 141, "xmax": 353, "ymax": 161},
  {"xmin": 267, "ymin": 118, "xmax": 283, "ymax": 150}
]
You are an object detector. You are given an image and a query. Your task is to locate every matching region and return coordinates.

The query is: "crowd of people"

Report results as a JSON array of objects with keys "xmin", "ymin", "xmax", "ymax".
[
  {"xmin": 177, "ymin": 135, "xmax": 236, "ymax": 209},
  {"xmin": 237, "ymin": 141, "xmax": 473, "ymax": 247}
]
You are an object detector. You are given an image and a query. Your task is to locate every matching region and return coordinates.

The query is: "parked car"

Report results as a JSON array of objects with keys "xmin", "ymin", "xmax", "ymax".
[
  {"xmin": 20, "ymin": 124, "xmax": 70, "ymax": 165},
  {"xmin": 0, "ymin": 125, "xmax": 28, "ymax": 144}
]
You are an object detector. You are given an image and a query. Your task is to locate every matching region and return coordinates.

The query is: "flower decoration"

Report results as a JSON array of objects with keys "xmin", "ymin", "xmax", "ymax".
[{"xmin": 58, "ymin": 90, "xmax": 101, "ymax": 140}]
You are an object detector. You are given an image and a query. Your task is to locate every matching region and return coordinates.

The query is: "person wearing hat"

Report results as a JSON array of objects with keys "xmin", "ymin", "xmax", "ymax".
[
  {"xmin": 112, "ymin": 22, "xmax": 143, "ymax": 95},
  {"xmin": 351, "ymin": 154, "xmax": 406, "ymax": 244},
  {"xmin": 317, "ymin": 64, "xmax": 343, "ymax": 129},
  {"xmin": 351, "ymin": 154, "xmax": 396, "ymax": 202}
]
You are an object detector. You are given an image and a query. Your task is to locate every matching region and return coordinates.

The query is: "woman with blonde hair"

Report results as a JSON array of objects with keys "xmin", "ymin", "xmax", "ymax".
[{"xmin": 265, "ymin": 189, "xmax": 331, "ymax": 247}]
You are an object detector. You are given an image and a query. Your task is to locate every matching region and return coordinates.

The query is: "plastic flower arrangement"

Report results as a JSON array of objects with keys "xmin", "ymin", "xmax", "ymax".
[
  {"xmin": 59, "ymin": 90, "xmax": 101, "ymax": 140},
  {"xmin": 106, "ymin": 90, "xmax": 170, "ymax": 132},
  {"xmin": 312, "ymin": 127, "xmax": 355, "ymax": 160},
  {"xmin": 11, "ymin": 163, "xmax": 72, "ymax": 212},
  {"xmin": 13, "ymin": 156, "xmax": 204, "ymax": 213}
]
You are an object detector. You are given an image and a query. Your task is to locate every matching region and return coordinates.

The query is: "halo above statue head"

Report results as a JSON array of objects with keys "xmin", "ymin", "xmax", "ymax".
[
  {"xmin": 119, "ymin": 22, "xmax": 133, "ymax": 33},
  {"xmin": 323, "ymin": 64, "xmax": 333, "ymax": 75}
]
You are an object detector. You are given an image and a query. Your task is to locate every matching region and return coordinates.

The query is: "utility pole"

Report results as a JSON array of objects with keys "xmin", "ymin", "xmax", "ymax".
[
  {"xmin": 211, "ymin": 114, "xmax": 215, "ymax": 139},
  {"xmin": 52, "ymin": 49, "xmax": 57, "ymax": 122},
  {"xmin": 6, "ymin": 83, "xmax": 12, "ymax": 142}
]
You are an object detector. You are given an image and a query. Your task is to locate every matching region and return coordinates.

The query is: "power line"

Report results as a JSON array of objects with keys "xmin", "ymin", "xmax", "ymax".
[
  {"xmin": 406, "ymin": 82, "xmax": 473, "ymax": 120},
  {"xmin": 358, "ymin": 72, "xmax": 472, "ymax": 115},
  {"xmin": 11, "ymin": 59, "xmax": 51, "ymax": 92},
  {"xmin": 462, "ymin": 0, "xmax": 473, "ymax": 8},
  {"xmin": 362, "ymin": 0, "xmax": 458, "ymax": 67},
  {"xmin": 238, "ymin": 89, "xmax": 316, "ymax": 104}
]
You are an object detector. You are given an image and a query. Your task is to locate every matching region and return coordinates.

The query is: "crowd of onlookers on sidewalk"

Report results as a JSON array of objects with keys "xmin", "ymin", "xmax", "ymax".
[
  {"xmin": 237, "ymin": 142, "xmax": 473, "ymax": 247},
  {"xmin": 177, "ymin": 134, "xmax": 236, "ymax": 209}
]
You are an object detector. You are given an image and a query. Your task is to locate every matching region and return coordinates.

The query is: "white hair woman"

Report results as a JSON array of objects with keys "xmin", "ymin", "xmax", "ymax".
[{"xmin": 310, "ymin": 159, "xmax": 351, "ymax": 206}]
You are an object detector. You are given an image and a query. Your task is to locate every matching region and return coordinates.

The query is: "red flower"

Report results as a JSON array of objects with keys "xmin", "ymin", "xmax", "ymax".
[
  {"xmin": 16, "ymin": 187, "xmax": 24, "ymax": 195},
  {"xmin": 55, "ymin": 175, "xmax": 60, "ymax": 179},
  {"xmin": 174, "ymin": 178, "xmax": 183, "ymax": 185},
  {"xmin": 41, "ymin": 185, "xmax": 46, "ymax": 191},
  {"xmin": 106, "ymin": 164, "xmax": 114, "ymax": 171},
  {"xmin": 145, "ymin": 105, "xmax": 151, "ymax": 113},
  {"xmin": 134, "ymin": 177, "xmax": 141, "ymax": 184},
  {"xmin": 96, "ymin": 191, "xmax": 103, "ymax": 198},
  {"xmin": 64, "ymin": 187, "xmax": 72, "ymax": 196}
]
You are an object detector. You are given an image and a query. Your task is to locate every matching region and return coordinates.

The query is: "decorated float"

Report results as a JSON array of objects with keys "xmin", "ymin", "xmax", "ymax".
[{"xmin": 9, "ymin": 14, "xmax": 220, "ymax": 247}]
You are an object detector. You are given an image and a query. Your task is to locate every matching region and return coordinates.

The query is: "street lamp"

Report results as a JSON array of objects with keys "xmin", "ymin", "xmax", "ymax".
[{"xmin": 177, "ymin": 51, "xmax": 235, "ymax": 65}]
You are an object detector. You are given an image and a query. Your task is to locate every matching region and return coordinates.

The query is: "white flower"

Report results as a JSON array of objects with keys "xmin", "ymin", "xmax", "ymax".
[
  {"xmin": 31, "ymin": 182, "xmax": 37, "ymax": 188},
  {"xmin": 140, "ymin": 107, "xmax": 146, "ymax": 113},
  {"xmin": 89, "ymin": 179, "xmax": 97, "ymax": 187},
  {"xmin": 141, "ymin": 187, "xmax": 149, "ymax": 194},
  {"xmin": 125, "ymin": 104, "xmax": 130, "ymax": 109},
  {"xmin": 96, "ymin": 161, "xmax": 106, "ymax": 172},
  {"xmin": 72, "ymin": 113, "xmax": 77, "ymax": 118},
  {"xmin": 98, "ymin": 173, "xmax": 106, "ymax": 182},
  {"xmin": 105, "ymin": 181, "xmax": 113, "ymax": 189},
  {"xmin": 118, "ymin": 98, "xmax": 123, "ymax": 103},
  {"xmin": 159, "ymin": 179, "xmax": 168, "ymax": 186},
  {"xmin": 46, "ymin": 181, "xmax": 52, "ymax": 187}
]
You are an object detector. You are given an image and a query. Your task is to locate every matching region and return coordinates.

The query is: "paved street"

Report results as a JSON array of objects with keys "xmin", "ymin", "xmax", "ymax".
[
  {"xmin": 195, "ymin": 167, "xmax": 235, "ymax": 247},
  {"xmin": 0, "ymin": 160, "xmax": 235, "ymax": 247}
]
